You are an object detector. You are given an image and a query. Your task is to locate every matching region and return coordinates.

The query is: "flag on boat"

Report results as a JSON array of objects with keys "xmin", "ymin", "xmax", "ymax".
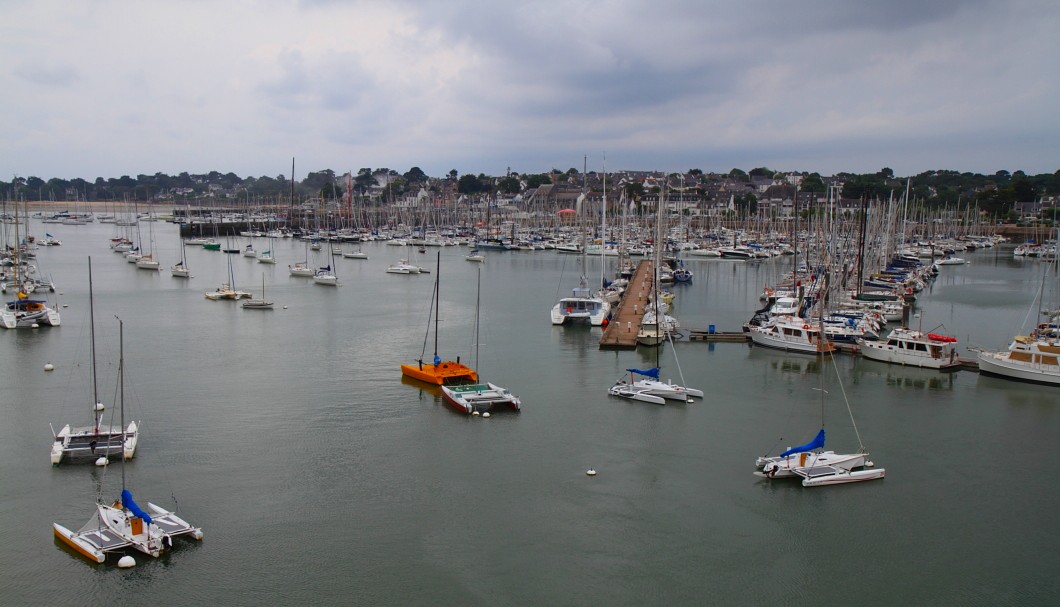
[{"xmin": 779, "ymin": 429, "xmax": 825, "ymax": 458}]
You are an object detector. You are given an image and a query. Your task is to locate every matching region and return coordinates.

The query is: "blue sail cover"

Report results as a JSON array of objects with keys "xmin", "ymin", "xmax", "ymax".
[
  {"xmin": 121, "ymin": 489, "xmax": 153, "ymax": 524},
  {"xmin": 779, "ymin": 429, "xmax": 826, "ymax": 458},
  {"xmin": 627, "ymin": 368, "xmax": 660, "ymax": 379}
]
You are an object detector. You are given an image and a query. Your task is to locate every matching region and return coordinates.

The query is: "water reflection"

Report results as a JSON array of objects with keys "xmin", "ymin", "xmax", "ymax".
[
  {"xmin": 746, "ymin": 347, "xmax": 823, "ymax": 376},
  {"xmin": 852, "ymin": 358, "xmax": 956, "ymax": 391}
]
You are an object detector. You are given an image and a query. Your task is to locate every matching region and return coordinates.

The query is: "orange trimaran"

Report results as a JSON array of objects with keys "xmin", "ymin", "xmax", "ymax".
[{"xmin": 401, "ymin": 251, "xmax": 477, "ymax": 385}]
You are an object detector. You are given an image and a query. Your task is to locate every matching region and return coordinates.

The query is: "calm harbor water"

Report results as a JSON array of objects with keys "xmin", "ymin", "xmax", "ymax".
[{"xmin": 1, "ymin": 221, "xmax": 1057, "ymax": 606}]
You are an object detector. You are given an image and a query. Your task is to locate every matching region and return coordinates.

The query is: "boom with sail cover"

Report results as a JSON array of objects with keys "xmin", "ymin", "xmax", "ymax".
[
  {"xmin": 626, "ymin": 368, "xmax": 660, "ymax": 379},
  {"xmin": 121, "ymin": 489, "xmax": 153, "ymax": 525},
  {"xmin": 779, "ymin": 429, "xmax": 825, "ymax": 458}
]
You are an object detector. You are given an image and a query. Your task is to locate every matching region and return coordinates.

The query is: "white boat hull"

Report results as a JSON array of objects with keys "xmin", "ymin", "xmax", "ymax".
[
  {"xmin": 977, "ymin": 350, "xmax": 1060, "ymax": 386},
  {"xmin": 797, "ymin": 465, "xmax": 886, "ymax": 487}
]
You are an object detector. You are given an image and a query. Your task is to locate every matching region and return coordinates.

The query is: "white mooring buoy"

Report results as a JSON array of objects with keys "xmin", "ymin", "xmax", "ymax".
[
  {"xmin": 95, "ymin": 457, "xmax": 109, "ymax": 467},
  {"xmin": 94, "ymin": 402, "xmax": 104, "ymax": 412},
  {"xmin": 117, "ymin": 555, "xmax": 136, "ymax": 568},
  {"xmin": 472, "ymin": 410, "xmax": 480, "ymax": 416},
  {"xmin": 31, "ymin": 323, "xmax": 40, "ymax": 328},
  {"xmin": 283, "ymin": 305, "xmax": 288, "ymax": 309},
  {"xmin": 482, "ymin": 411, "xmax": 490, "ymax": 418},
  {"xmin": 586, "ymin": 468, "xmax": 597, "ymax": 476},
  {"xmin": 44, "ymin": 362, "xmax": 54, "ymax": 372}
]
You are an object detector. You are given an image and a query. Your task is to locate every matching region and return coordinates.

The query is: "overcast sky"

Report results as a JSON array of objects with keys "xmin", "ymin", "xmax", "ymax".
[{"xmin": 2, "ymin": 0, "xmax": 1057, "ymax": 181}]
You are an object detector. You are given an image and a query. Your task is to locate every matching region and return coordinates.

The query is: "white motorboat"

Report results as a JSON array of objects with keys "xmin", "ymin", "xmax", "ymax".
[
  {"xmin": 465, "ymin": 250, "xmax": 485, "ymax": 263},
  {"xmin": 858, "ymin": 328, "xmax": 958, "ymax": 369},
  {"xmin": 977, "ymin": 328, "xmax": 1060, "ymax": 386},
  {"xmin": 748, "ymin": 316, "xmax": 837, "ymax": 355}
]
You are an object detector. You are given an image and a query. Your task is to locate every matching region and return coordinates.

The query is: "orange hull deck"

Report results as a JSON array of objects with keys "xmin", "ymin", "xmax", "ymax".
[{"xmin": 400, "ymin": 361, "xmax": 477, "ymax": 385}]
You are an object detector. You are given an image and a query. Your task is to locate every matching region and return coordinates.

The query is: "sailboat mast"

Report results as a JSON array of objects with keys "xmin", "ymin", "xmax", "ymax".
[
  {"xmin": 118, "ymin": 317, "xmax": 126, "ymax": 491},
  {"xmin": 474, "ymin": 267, "xmax": 481, "ymax": 371},
  {"xmin": 433, "ymin": 251, "xmax": 440, "ymax": 359},
  {"xmin": 89, "ymin": 258, "xmax": 101, "ymax": 433}
]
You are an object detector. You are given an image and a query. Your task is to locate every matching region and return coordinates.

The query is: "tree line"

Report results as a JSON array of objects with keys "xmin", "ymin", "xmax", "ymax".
[{"xmin": 2, "ymin": 166, "xmax": 1057, "ymax": 218}]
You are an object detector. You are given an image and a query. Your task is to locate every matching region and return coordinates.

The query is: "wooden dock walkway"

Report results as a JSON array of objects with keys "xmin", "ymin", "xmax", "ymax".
[{"xmin": 599, "ymin": 260, "xmax": 654, "ymax": 350}]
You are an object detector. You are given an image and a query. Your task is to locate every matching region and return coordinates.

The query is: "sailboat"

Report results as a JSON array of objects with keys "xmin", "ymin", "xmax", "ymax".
[
  {"xmin": 401, "ymin": 251, "xmax": 477, "ymax": 385},
  {"xmin": 1, "ymin": 202, "xmax": 61, "ymax": 329},
  {"xmin": 205, "ymin": 241, "xmax": 251, "ymax": 300},
  {"xmin": 53, "ymin": 318, "xmax": 203, "ymax": 564},
  {"xmin": 312, "ymin": 245, "xmax": 339, "ymax": 286},
  {"xmin": 135, "ymin": 217, "xmax": 160, "ymax": 270},
  {"xmin": 289, "ymin": 239, "xmax": 314, "ymax": 277},
  {"xmin": 51, "ymin": 258, "xmax": 138, "ymax": 465},
  {"xmin": 440, "ymin": 267, "xmax": 520, "ymax": 414},
  {"xmin": 171, "ymin": 236, "xmax": 190, "ymax": 278},
  {"xmin": 754, "ymin": 338, "xmax": 885, "ymax": 487},
  {"xmin": 258, "ymin": 238, "xmax": 278, "ymax": 264},
  {"xmin": 242, "ymin": 273, "xmax": 274, "ymax": 309}
]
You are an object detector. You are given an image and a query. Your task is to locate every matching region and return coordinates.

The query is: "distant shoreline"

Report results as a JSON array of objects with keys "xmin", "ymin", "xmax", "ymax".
[{"xmin": 14, "ymin": 201, "xmax": 1038, "ymax": 240}]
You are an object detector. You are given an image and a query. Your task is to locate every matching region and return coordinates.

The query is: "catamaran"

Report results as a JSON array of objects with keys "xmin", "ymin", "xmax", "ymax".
[
  {"xmin": 51, "ymin": 258, "xmax": 137, "ymax": 465},
  {"xmin": 439, "ymin": 267, "xmax": 520, "ymax": 414},
  {"xmin": 53, "ymin": 319, "xmax": 202, "ymax": 565},
  {"xmin": 401, "ymin": 252, "xmax": 477, "ymax": 386}
]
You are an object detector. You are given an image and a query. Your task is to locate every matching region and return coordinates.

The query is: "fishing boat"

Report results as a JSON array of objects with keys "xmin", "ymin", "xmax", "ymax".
[
  {"xmin": 51, "ymin": 258, "xmax": 138, "ymax": 465},
  {"xmin": 401, "ymin": 252, "xmax": 477, "ymax": 386},
  {"xmin": 53, "ymin": 319, "xmax": 202, "ymax": 565},
  {"xmin": 857, "ymin": 328, "xmax": 958, "ymax": 369}
]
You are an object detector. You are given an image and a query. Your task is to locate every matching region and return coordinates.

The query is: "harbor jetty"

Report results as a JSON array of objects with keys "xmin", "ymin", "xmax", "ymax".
[{"xmin": 599, "ymin": 260, "xmax": 654, "ymax": 350}]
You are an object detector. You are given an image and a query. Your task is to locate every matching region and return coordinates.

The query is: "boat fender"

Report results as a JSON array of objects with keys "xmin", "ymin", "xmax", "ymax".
[{"xmin": 802, "ymin": 324, "xmax": 809, "ymax": 330}]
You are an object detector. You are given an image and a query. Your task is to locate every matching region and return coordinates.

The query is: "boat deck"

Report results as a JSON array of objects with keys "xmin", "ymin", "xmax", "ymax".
[{"xmin": 599, "ymin": 260, "xmax": 654, "ymax": 350}]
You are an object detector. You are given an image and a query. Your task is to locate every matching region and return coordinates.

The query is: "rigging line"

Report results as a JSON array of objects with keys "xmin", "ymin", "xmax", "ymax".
[{"xmin": 828, "ymin": 353, "xmax": 865, "ymax": 452}]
